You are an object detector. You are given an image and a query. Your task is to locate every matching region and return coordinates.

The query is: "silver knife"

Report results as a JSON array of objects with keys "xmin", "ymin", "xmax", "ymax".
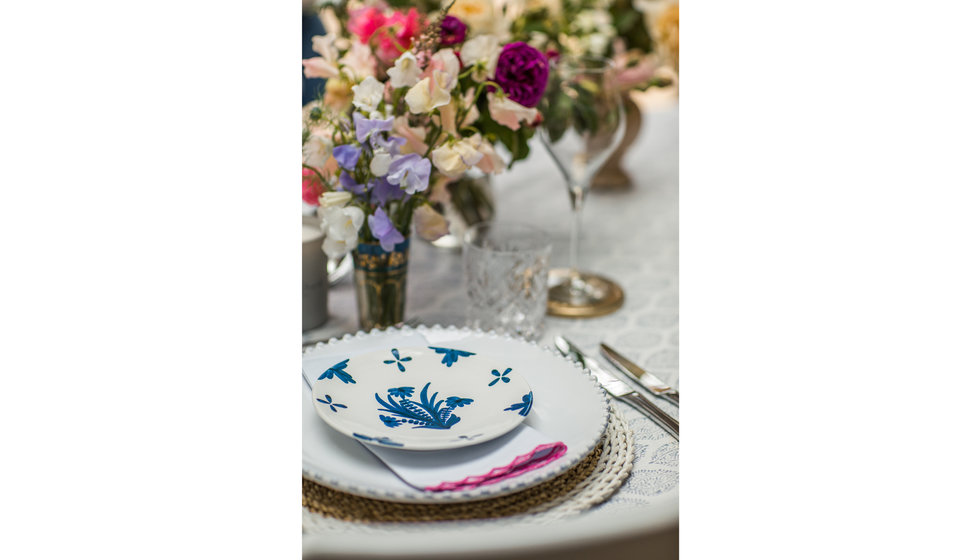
[
  {"xmin": 600, "ymin": 343, "xmax": 680, "ymax": 406},
  {"xmin": 555, "ymin": 336, "xmax": 678, "ymax": 440}
]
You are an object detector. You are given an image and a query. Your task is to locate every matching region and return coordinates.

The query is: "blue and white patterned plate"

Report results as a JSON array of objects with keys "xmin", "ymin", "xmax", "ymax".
[
  {"xmin": 310, "ymin": 345, "xmax": 533, "ymax": 450},
  {"xmin": 303, "ymin": 325, "xmax": 609, "ymax": 503}
]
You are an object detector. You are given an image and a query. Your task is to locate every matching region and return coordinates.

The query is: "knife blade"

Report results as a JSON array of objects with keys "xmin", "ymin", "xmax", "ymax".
[
  {"xmin": 555, "ymin": 336, "xmax": 678, "ymax": 440},
  {"xmin": 600, "ymin": 343, "xmax": 680, "ymax": 406}
]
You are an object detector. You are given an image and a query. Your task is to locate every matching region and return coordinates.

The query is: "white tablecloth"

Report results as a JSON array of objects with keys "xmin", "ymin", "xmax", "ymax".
[{"xmin": 303, "ymin": 102, "xmax": 679, "ymax": 542}]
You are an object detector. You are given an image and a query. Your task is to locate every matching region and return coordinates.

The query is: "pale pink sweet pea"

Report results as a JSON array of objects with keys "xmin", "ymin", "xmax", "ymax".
[
  {"xmin": 393, "ymin": 116, "xmax": 429, "ymax": 155},
  {"xmin": 425, "ymin": 49, "xmax": 460, "ymax": 91},
  {"xmin": 488, "ymin": 91, "xmax": 539, "ymax": 130},
  {"xmin": 303, "ymin": 133, "xmax": 333, "ymax": 168},
  {"xmin": 611, "ymin": 52, "xmax": 658, "ymax": 91},
  {"xmin": 339, "ymin": 42, "xmax": 377, "ymax": 81},
  {"xmin": 304, "ymin": 34, "xmax": 341, "ymax": 79},
  {"xmin": 413, "ymin": 204, "xmax": 449, "ymax": 241},
  {"xmin": 465, "ymin": 133, "xmax": 506, "ymax": 174},
  {"xmin": 302, "ymin": 57, "xmax": 339, "ymax": 80},
  {"xmin": 311, "ymin": 35, "xmax": 337, "ymax": 59},
  {"xmin": 438, "ymin": 103, "xmax": 459, "ymax": 137}
]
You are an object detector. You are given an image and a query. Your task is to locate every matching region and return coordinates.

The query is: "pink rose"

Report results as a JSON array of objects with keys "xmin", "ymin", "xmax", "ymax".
[
  {"xmin": 347, "ymin": 6, "xmax": 386, "ymax": 45},
  {"xmin": 302, "ymin": 168, "xmax": 325, "ymax": 205},
  {"xmin": 348, "ymin": 6, "xmax": 425, "ymax": 66}
]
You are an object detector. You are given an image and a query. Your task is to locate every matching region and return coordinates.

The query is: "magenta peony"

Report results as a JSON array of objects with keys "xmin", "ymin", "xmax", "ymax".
[
  {"xmin": 439, "ymin": 15, "xmax": 467, "ymax": 47},
  {"xmin": 492, "ymin": 42, "xmax": 549, "ymax": 108}
]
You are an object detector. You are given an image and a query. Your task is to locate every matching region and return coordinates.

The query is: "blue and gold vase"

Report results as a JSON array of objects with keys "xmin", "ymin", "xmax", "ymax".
[{"xmin": 352, "ymin": 240, "xmax": 410, "ymax": 329}]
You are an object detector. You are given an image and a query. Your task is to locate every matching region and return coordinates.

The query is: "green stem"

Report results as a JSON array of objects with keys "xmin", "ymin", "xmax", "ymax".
[
  {"xmin": 423, "ymin": 123, "xmax": 443, "ymax": 158},
  {"xmin": 302, "ymin": 164, "xmax": 329, "ymax": 188}
]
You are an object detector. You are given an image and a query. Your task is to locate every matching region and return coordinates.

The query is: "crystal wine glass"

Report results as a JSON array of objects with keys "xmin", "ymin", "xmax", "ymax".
[{"xmin": 537, "ymin": 56, "xmax": 626, "ymax": 317}]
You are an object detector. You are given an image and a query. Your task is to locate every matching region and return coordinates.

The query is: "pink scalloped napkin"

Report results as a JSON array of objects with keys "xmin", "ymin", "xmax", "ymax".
[{"xmin": 302, "ymin": 331, "xmax": 567, "ymax": 492}]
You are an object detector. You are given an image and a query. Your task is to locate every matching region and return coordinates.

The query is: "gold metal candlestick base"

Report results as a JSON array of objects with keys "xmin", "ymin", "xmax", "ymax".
[{"xmin": 546, "ymin": 268, "xmax": 624, "ymax": 318}]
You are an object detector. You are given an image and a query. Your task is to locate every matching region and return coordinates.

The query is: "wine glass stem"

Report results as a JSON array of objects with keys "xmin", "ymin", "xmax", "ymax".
[{"xmin": 569, "ymin": 183, "xmax": 586, "ymax": 275}]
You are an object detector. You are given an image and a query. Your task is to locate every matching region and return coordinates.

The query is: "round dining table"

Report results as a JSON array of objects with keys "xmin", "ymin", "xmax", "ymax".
[{"xmin": 302, "ymin": 96, "xmax": 679, "ymax": 559}]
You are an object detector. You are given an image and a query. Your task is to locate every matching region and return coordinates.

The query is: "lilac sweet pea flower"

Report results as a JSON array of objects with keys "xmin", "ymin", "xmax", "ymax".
[
  {"xmin": 370, "ymin": 176, "xmax": 407, "ymax": 205},
  {"xmin": 332, "ymin": 144, "xmax": 362, "ymax": 170},
  {"xmin": 354, "ymin": 112, "xmax": 395, "ymax": 143},
  {"xmin": 370, "ymin": 133, "xmax": 407, "ymax": 154},
  {"xmin": 367, "ymin": 207, "xmax": 406, "ymax": 252},
  {"xmin": 338, "ymin": 170, "xmax": 366, "ymax": 195},
  {"xmin": 386, "ymin": 153, "xmax": 431, "ymax": 194}
]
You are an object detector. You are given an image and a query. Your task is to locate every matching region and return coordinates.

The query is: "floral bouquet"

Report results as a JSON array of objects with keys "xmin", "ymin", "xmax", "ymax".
[
  {"xmin": 507, "ymin": 0, "xmax": 678, "ymax": 92},
  {"xmin": 301, "ymin": 0, "xmax": 549, "ymax": 327}
]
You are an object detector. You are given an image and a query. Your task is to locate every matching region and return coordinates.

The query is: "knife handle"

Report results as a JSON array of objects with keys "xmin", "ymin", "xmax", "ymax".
[{"xmin": 619, "ymin": 392, "xmax": 679, "ymax": 440}]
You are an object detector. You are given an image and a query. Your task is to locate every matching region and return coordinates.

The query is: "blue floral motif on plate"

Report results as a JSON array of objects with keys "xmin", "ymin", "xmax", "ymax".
[
  {"xmin": 428, "ymin": 346, "xmax": 476, "ymax": 367},
  {"xmin": 315, "ymin": 394, "xmax": 348, "ymax": 413},
  {"xmin": 504, "ymin": 391, "xmax": 533, "ymax": 416},
  {"xmin": 382, "ymin": 348, "xmax": 412, "ymax": 372},
  {"xmin": 374, "ymin": 382, "xmax": 474, "ymax": 430}
]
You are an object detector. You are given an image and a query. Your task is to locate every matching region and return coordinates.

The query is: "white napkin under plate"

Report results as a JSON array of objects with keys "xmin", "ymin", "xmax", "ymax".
[{"xmin": 302, "ymin": 331, "xmax": 566, "ymax": 492}]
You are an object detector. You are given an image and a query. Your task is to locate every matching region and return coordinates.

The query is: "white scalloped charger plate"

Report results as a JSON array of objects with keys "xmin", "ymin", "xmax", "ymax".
[
  {"xmin": 302, "ymin": 325, "xmax": 610, "ymax": 503},
  {"xmin": 310, "ymin": 346, "xmax": 533, "ymax": 450}
]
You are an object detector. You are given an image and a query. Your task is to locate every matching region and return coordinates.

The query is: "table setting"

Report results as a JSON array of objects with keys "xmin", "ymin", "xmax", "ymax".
[{"xmin": 300, "ymin": 1, "xmax": 679, "ymax": 556}]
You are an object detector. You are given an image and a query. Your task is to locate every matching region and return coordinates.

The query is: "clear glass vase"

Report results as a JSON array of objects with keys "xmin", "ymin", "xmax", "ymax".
[{"xmin": 352, "ymin": 239, "xmax": 410, "ymax": 330}]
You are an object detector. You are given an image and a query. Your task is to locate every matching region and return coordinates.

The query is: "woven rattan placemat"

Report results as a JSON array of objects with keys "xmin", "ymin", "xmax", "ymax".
[{"xmin": 302, "ymin": 405, "xmax": 633, "ymax": 526}]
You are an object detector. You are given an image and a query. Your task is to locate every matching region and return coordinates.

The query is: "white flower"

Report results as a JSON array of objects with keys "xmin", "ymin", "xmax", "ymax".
[
  {"xmin": 413, "ymin": 204, "xmax": 449, "ymax": 241},
  {"xmin": 302, "ymin": 134, "xmax": 332, "ymax": 168},
  {"xmin": 587, "ymin": 33, "xmax": 610, "ymax": 56},
  {"xmin": 351, "ymin": 76, "xmax": 384, "ymax": 112},
  {"xmin": 370, "ymin": 152, "xmax": 392, "ymax": 176},
  {"xmin": 431, "ymin": 139, "xmax": 484, "ymax": 179},
  {"xmin": 449, "ymin": 0, "xmax": 496, "ymax": 35},
  {"xmin": 527, "ymin": 31, "xmax": 550, "ymax": 51},
  {"xmin": 572, "ymin": 9, "xmax": 613, "ymax": 33},
  {"xmin": 318, "ymin": 191, "xmax": 351, "ymax": 208},
  {"xmin": 488, "ymin": 92, "xmax": 539, "ymax": 130},
  {"xmin": 386, "ymin": 51, "xmax": 422, "ymax": 88},
  {"xmin": 405, "ymin": 77, "xmax": 452, "ymax": 114},
  {"xmin": 460, "ymin": 35, "xmax": 501, "ymax": 82},
  {"xmin": 318, "ymin": 205, "xmax": 364, "ymax": 259}
]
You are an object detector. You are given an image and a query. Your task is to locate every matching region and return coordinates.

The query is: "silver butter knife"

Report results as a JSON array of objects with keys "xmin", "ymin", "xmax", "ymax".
[
  {"xmin": 600, "ymin": 343, "xmax": 680, "ymax": 406},
  {"xmin": 555, "ymin": 336, "xmax": 678, "ymax": 440}
]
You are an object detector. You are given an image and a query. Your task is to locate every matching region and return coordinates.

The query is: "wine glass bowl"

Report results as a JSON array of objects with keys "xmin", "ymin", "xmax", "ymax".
[{"xmin": 537, "ymin": 56, "xmax": 626, "ymax": 317}]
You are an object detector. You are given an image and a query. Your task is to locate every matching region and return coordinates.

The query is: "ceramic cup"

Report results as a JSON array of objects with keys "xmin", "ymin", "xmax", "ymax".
[{"xmin": 302, "ymin": 215, "xmax": 329, "ymax": 331}]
